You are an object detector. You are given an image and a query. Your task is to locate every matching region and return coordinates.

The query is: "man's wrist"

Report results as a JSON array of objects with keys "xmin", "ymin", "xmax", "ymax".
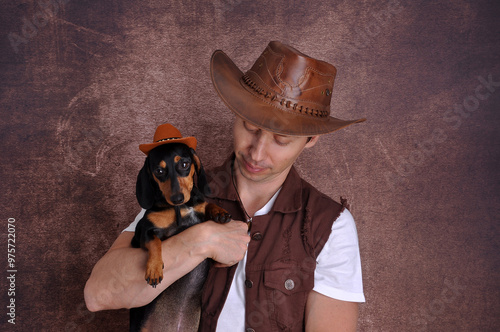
[{"xmin": 181, "ymin": 222, "xmax": 214, "ymax": 261}]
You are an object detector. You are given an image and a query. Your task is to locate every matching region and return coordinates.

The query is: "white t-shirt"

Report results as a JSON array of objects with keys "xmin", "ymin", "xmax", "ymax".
[{"xmin": 124, "ymin": 192, "xmax": 365, "ymax": 331}]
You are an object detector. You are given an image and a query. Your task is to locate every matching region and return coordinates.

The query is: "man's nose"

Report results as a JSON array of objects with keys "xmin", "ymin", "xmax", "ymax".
[{"xmin": 249, "ymin": 134, "xmax": 269, "ymax": 162}]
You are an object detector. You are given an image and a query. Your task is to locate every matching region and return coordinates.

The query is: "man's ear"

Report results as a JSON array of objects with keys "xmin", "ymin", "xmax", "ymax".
[{"xmin": 305, "ymin": 135, "xmax": 320, "ymax": 148}]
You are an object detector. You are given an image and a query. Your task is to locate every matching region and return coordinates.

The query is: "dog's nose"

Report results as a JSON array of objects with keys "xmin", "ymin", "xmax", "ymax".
[{"xmin": 170, "ymin": 193, "xmax": 184, "ymax": 205}]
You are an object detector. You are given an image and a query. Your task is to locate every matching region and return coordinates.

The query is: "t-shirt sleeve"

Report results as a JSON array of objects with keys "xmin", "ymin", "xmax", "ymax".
[
  {"xmin": 313, "ymin": 208, "xmax": 365, "ymax": 302},
  {"xmin": 122, "ymin": 209, "xmax": 146, "ymax": 233}
]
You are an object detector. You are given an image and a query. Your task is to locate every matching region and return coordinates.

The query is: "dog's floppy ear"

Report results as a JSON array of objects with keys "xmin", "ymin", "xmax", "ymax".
[
  {"xmin": 136, "ymin": 157, "xmax": 155, "ymax": 209},
  {"xmin": 190, "ymin": 148, "xmax": 211, "ymax": 196}
]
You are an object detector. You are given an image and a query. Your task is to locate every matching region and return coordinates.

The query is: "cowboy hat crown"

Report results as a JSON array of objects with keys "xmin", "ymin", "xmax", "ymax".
[{"xmin": 139, "ymin": 123, "xmax": 197, "ymax": 155}]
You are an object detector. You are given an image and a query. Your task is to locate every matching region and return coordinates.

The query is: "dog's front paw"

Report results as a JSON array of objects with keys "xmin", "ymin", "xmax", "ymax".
[
  {"xmin": 145, "ymin": 261, "xmax": 164, "ymax": 288},
  {"xmin": 206, "ymin": 203, "xmax": 232, "ymax": 223},
  {"xmin": 214, "ymin": 211, "xmax": 232, "ymax": 223}
]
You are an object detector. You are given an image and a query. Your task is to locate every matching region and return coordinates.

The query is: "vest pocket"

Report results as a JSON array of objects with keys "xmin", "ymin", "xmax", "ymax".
[{"xmin": 263, "ymin": 262, "xmax": 315, "ymax": 330}]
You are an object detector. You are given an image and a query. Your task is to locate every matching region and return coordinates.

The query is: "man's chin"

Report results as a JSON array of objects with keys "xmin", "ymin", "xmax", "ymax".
[{"xmin": 236, "ymin": 158, "xmax": 269, "ymax": 181}]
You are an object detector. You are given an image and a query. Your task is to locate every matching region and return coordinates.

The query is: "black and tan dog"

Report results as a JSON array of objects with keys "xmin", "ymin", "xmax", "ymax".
[{"xmin": 130, "ymin": 124, "xmax": 230, "ymax": 331}]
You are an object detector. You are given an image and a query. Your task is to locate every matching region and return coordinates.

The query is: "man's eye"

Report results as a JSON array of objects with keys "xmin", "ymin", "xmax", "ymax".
[
  {"xmin": 275, "ymin": 139, "xmax": 289, "ymax": 146},
  {"xmin": 243, "ymin": 121, "xmax": 259, "ymax": 133},
  {"xmin": 154, "ymin": 168, "xmax": 165, "ymax": 177},
  {"xmin": 275, "ymin": 136, "xmax": 291, "ymax": 146}
]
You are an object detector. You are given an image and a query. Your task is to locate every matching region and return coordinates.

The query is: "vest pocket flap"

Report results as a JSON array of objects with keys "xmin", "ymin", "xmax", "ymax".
[{"xmin": 263, "ymin": 264, "xmax": 314, "ymax": 296}]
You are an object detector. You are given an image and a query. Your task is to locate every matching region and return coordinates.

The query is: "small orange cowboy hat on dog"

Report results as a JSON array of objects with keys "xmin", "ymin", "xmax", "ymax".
[{"xmin": 139, "ymin": 123, "xmax": 197, "ymax": 155}]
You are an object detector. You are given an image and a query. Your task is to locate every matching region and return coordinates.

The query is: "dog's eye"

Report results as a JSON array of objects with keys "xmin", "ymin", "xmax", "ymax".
[
  {"xmin": 154, "ymin": 167, "xmax": 166, "ymax": 177},
  {"xmin": 179, "ymin": 161, "xmax": 190, "ymax": 170}
]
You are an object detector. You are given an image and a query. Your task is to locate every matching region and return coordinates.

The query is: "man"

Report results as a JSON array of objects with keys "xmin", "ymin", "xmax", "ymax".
[{"xmin": 85, "ymin": 41, "xmax": 366, "ymax": 331}]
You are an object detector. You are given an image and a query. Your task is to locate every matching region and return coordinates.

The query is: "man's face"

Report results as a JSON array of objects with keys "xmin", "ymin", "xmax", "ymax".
[{"xmin": 233, "ymin": 117, "xmax": 318, "ymax": 184}]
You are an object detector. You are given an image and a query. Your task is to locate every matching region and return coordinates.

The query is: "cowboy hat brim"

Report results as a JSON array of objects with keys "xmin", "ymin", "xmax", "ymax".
[
  {"xmin": 210, "ymin": 50, "xmax": 365, "ymax": 136},
  {"xmin": 139, "ymin": 137, "xmax": 197, "ymax": 155}
]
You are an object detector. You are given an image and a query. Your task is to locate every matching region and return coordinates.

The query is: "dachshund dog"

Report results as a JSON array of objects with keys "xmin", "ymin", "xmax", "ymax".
[{"xmin": 130, "ymin": 142, "xmax": 231, "ymax": 332}]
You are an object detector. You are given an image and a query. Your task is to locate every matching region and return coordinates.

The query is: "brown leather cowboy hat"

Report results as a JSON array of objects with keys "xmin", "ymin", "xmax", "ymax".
[
  {"xmin": 210, "ymin": 41, "xmax": 366, "ymax": 136},
  {"xmin": 139, "ymin": 123, "xmax": 197, "ymax": 155}
]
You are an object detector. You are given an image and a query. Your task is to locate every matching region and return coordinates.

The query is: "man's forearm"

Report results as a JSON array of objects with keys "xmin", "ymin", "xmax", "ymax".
[
  {"xmin": 84, "ymin": 220, "xmax": 250, "ymax": 312},
  {"xmin": 84, "ymin": 244, "xmax": 161, "ymax": 311},
  {"xmin": 84, "ymin": 230, "xmax": 208, "ymax": 311}
]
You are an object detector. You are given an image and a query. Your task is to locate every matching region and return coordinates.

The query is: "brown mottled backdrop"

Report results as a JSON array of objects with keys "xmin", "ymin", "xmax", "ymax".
[{"xmin": 1, "ymin": 0, "xmax": 499, "ymax": 331}]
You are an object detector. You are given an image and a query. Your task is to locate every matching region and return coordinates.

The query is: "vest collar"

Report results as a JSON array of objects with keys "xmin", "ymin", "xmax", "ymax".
[{"xmin": 210, "ymin": 154, "xmax": 303, "ymax": 214}]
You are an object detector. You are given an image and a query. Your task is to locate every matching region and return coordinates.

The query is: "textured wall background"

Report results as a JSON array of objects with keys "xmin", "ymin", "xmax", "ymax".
[{"xmin": 1, "ymin": 0, "xmax": 499, "ymax": 331}]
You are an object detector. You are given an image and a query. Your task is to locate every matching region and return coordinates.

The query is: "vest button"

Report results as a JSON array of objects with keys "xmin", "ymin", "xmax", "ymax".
[
  {"xmin": 246, "ymin": 329, "xmax": 255, "ymax": 332},
  {"xmin": 284, "ymin": 278, "xmax": 295, "ymax": 290},
  {"xmin": 252, "ymin": 232, "xmax": 263, "ymax": 241},
  {"xmin": 245, "ymin": 279, "xmax": 253, "ymax": 288}
]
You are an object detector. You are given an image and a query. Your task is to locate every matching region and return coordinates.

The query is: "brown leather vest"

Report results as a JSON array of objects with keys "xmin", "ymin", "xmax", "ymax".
[{"xmin": 200, "ymin": 157, "xmax": 346, "ymax": 332}]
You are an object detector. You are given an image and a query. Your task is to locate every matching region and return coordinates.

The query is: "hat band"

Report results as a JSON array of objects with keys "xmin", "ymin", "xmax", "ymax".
[
  {"xmin": 241, "ymin": 74, "xmax": 329, "ymax": 118},
  {"xmin": 156, "ymin": 137, "xmax": 181, "ymax": 143}
]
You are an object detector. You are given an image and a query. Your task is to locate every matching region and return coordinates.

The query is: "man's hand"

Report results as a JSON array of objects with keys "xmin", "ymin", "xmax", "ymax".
[{"xmin": 195, "ymin": 220, "xmax": 250, "ymax": 267}]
